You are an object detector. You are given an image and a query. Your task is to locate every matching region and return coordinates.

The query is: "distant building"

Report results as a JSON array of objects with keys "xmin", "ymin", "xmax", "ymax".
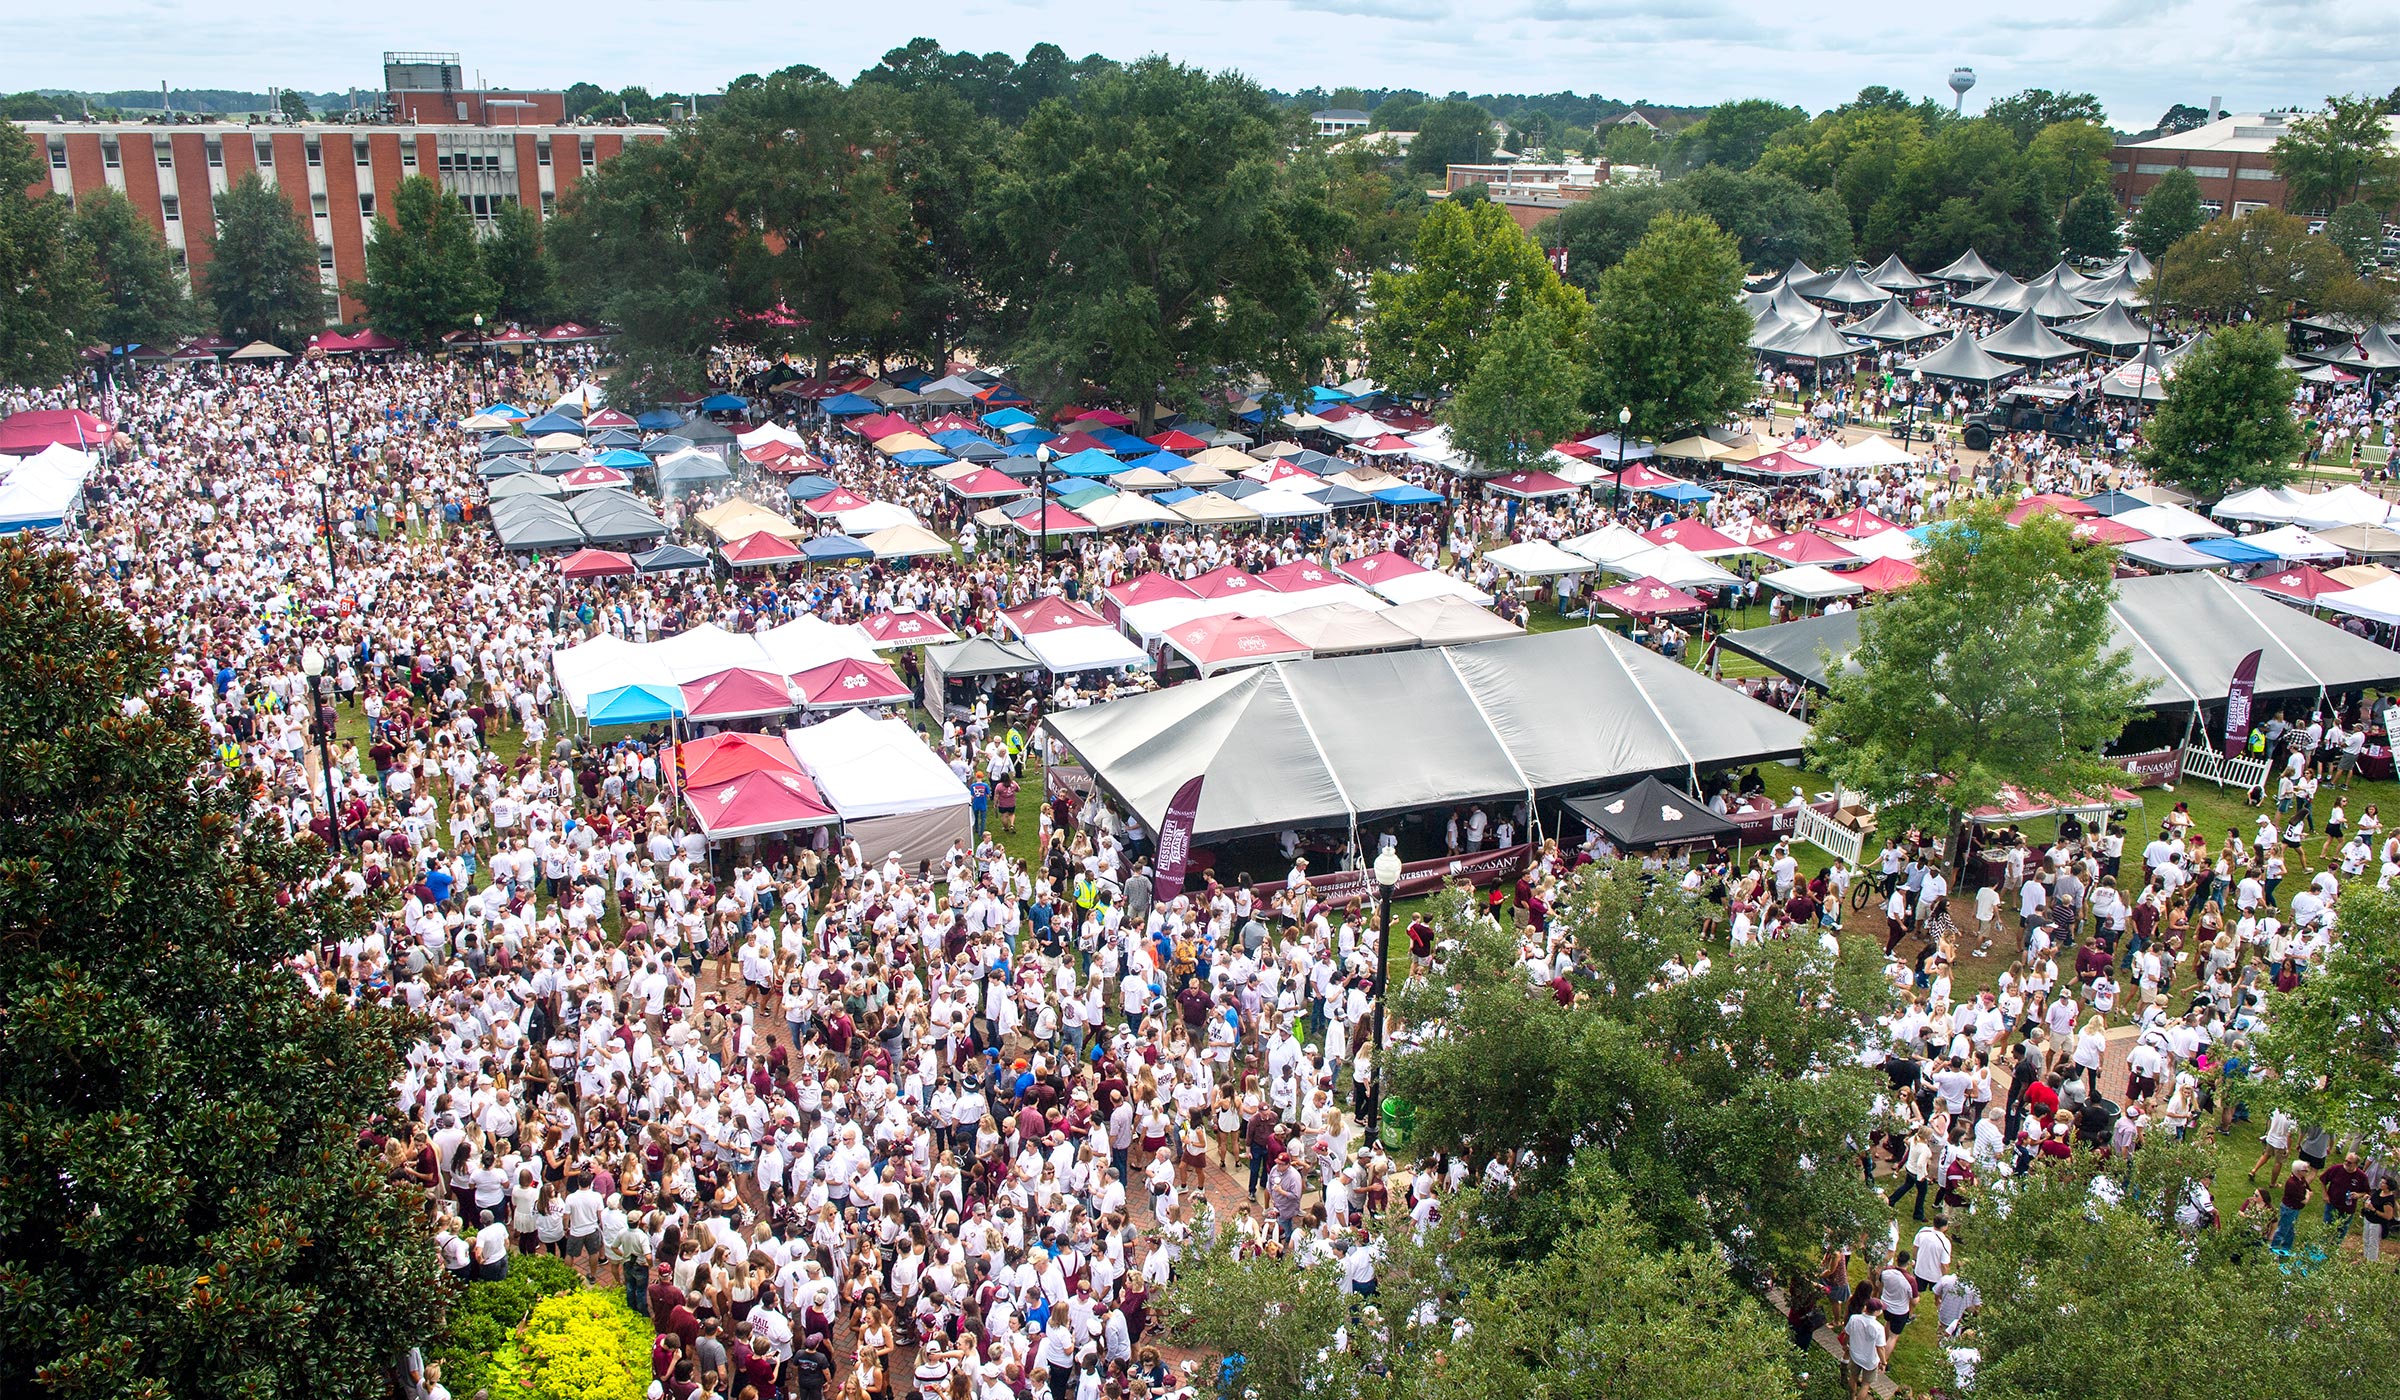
[
  {"xmin": 1310, "ymin": 108, "xmax": 1371, "ymax": 138},
  {"xmin": 1329, "ymin": 129, "xmax": 1413, "ymax": 158},
  {"xmin": 2110, "ymin": 108, "xmax": 2400, "ymax": 218},
  {"xmin": 16, "ymin": 51, "xmax": 667, "ymax": 324},
  {"xmin": 1446, "ymin": 160, "xmax": 1613, "ymax": 234}
]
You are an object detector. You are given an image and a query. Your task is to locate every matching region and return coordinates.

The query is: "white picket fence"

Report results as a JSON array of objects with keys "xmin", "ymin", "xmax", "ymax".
[
  {"xmin": 2177, "ymin": 740, "xmax": 2268, "ymax": 793},
  {"xmin": 1793, "ymin": 800, "xmax": 1868, "ymax": 865}
]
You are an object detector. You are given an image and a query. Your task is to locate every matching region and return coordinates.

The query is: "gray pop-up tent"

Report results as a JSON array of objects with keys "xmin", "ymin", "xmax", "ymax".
[
  {"xmin": 1042, "ymin": 627, "xmax": 1809, "ymax": 844},
  {"xmin": 1951, "ymin": 272, "xmax": 2033, "ymax": 314},
  {"xmin": 1809, "ymin": 266, "xmax": 1895, "ymax": 309},
  {"xmin": 1865, "ymin": 253, "xmax": 1930, "ymax": 292},
  {"xmin": 1847, "ymin": 299, "xmax": 1941, "ymax": 344},
  {"xmin": 921, "ymin": 635, "xmax": 1041, "ymax": 711},
  {"xmin": 1977, "ymin": 312, "xmax": 2087, "ymax": 367},
  {"xmin": 1901, "ymin": 333, "xmax": 2022, "ymax": 387},
  {"xmin": 1929, "ymin": 249, "xmax": 2001, "ymax": 284},
  {"xmin": 1721, "ymin": 571, "xmax": 2400, "ymax": 713}
]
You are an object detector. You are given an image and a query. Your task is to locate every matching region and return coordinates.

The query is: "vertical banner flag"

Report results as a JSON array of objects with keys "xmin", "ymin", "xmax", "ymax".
[
  {"xmin": 1155, "ymin": 775, "xmax": 1205, "ymax": 891},
  {"xmin": 2223, "ymin": 648, "xmax": 2263, "ymax": 758},
  {"xmin": 1547, "ymin": 247, "xmax": 1569, "ymax": 276}
]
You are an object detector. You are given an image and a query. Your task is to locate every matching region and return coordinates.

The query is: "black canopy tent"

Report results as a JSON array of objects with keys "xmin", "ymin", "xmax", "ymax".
[
  {"xmin": 1951, "ymin": 272, "xmax": 2033, "ymax": 314},
  {"xmin": 1809, "ymin": 266, "xmax": 1896, "ymax": 309},
  {"xmin": 1977, "ymin": 312, "xmax": 2088, "ymax": 367},
  {"xmin": 1900, "ymin": 333, "xmax": 2022, "ymax": 387},
  {"xmin": 2057, "ymin": 303, "xmax": 2154, "ymax": 356},
  {"xmin": 1865, "ymin": 253, "xmax": 1930, "ymax": 292},
  {"xmin": 1564, "ymin": 775, "xmax": 1741, "ymax": 851},
  {"xmin": 1928, "ymin": 249, "xmax": 2001, "ymax": 284},
  {"xmin": 1847, "ymin": 299, "xmax": 1941, "ymax": 344}
]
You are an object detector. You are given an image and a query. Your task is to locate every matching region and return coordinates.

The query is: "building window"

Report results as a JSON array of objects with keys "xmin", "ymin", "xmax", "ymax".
[
  {"xmin": 354, "ymin": 138, "xmax": 371, "ymax": 166},
  {"xmin": 2186, "ymin": 165, "xmax": 2230, "ymax": 179},
  {"xmin": 2236, "ymin": 167, "xmax": 2277, "ymax": 181},
  {"xmin": 359, "ymin": 192, "xmax": 376, "ymax": 218},
  {"xmin": 47, "ymin": 140, "xmax": 65, "ymax": 169},
  {"xmin": 537, "ymin": 138, "xmax": 551, "ymax": 167},
  {"xmin": 172, "ymin": 248, "xmax": 187, "ymax": 273},
  {"xmin": 579, "ymin": 137, "xmax": 595, "ymax": 168},
  {"xmin": 402, "ymin": 145, "xmax": 417, "ymax": 169},
  {"xmin": 161, "ymin": 194, "xmax": 179, "ymax": 221},
  {"xmin": 206, "ymin": 138, "xmax": 223, "ymax": 167},
  {"xmin": 305, "ymin": 140, "xmax": 321, "ymax": 167},
  {"xmin": 540, "ymin": 190, "xmax": 555, "ymax": 218},
  {"xmin": 2200, "ymin": 200, "xmax": 2223, "ymax": 217},
  {"xmin": 101, "ymin": 139, "xmax": 120, "ymax": 169},
  {"xmin": 311, "ymin": 192, "xmax": 328, "ymax": 218},
  {"xmin": 319, "ymin": 245, "xmax": 335, "ymax": 270},
  {"xmin": 255, "ymin": 138, "xmax": 274, "ymax": 166},
  {"xmin": 2110, "ymin": 161, "xmax": 2128, "ymax": 173},
  {"xmin": 156, "ymin": 140, "xmax": 173, "ymax": 169}
]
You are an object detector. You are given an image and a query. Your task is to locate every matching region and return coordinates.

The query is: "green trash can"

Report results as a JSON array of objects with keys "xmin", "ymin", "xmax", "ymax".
[{"xmin": 1380, "ymin": 1097, "xmax": 1414, "ymax": 1151}]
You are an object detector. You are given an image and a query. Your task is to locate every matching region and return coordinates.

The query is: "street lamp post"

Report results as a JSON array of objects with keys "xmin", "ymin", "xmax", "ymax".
[
  {"xmin": 1907, "ymin": 368, "xmax": 1924, "ymax": 444},
  {"xmin": 473, "ymin": 312, "xmax": 486, "ymax": 408},
  {"xmin": 316, "ymin": 363, "xmax": 339, "ymax": 481},
  {"xmin": 301, "ymin": 646, "xmax": 340, "ymax": 840},
  {"xmin": 1611, "ymin": 405, "xmax": 1632, "ymax": 517},
  {"xmin": 1366, "ymin": 842, "xmax": 1404, "ymax": 1140},
  {"xmin": 313, "ymin": 465, "xmax": 338, "ymax": 598}
]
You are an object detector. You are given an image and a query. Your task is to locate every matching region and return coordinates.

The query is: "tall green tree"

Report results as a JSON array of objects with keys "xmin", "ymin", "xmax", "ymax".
[
  {"xmin": 277, "ymin": 88, "xmax": 310, "ymax": 121},
  {"xmin": 1366, "ymin": 199, "xmax": 1591, "ymax": 399},
  {"xmin": 1407, "ymin": 100, "xmax": 1496, "ymax": 177},
  {"xmin": 0, "ymin": 542, "xmax": 446, "ymax": 1399},
  {"xmin": 1681, "ymin": 165, "xmax": 1854, "ymax": 273},
  {"xmin": 550, "ymin": 137, "xmax": 727, "ymax": 406},
  {"xmin": 350, "ymin": 176, "xmax": 495, "ymax": 346},
  {"xmin": 981, "ymin": 59, "xmax": 1345, "ymax": 431},
  {"xmin": 2149, "ymin": 208, "xmax": 2392, "ymax": 325},
  {"xmin": 852, "ymin": 82, "xmax": 1005, "ymax": 368},
  {"xmin": 1809, "ymin": 500, "xmax": 2143, "ymax": 836},
  {"xmin": 1584, "ymin": 211, "xmax": 1752, "ymax": 441},
  {"xmin": 2272, "ymin": 94, "xmax": 2400, "ymax": 213},
  {"xmin": 2140, "ymin": 323, "xmax": 2302, "ymax": 498},
  {"xmin": 1956, "ymin": 1139, "xmax": 2400, "ymax": 1400},
  {"xmin": 1983, "ymin": 88, "xmax": 2108, "ymax": 144},
  {"xmin": 203, "ymin": 171, "xmax": 323, "ymax": 347},
  {"xmin": 2024, "ymin": 119, "xmax": 2116, "ymax": 208},
  {"xmin": 0, "ymin": 116, "xmax": 100, "ymax": 386},
  {"xmin": 2059, "ymin": 188, "xmax": 2124, "ymax": 263},
  {"xmin": 2244, "ymin": 884, "xmax": 2400, "ymax": 1152},
  {"xmin": 1442, "ymin": 307, "xmax": 1587, "ymax": 474},
  {"xmin": 2129, "ymin": 167, "xmax": 2207, "ymax": 260},
  {"xmin": 1667, "ymin": 97, "xmax": 1807, "ymax": 173},
  {"xmin": 70, "ymin": 187, "xmax": 195, "ymax": 349},
  {"xmin": 2324, "ymin": 200, "xmax": 2386, "ymax": 271},
  {"xmin": 1388, "ymin": 873, "xmax": 1886, "ymax": 1282},
  {"xmin": 480, "ymin": 199, "xmax": 555, "ymax": 325}
]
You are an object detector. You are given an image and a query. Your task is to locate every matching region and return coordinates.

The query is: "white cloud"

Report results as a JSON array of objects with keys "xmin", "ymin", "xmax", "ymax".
[{"xmin": 3, "ymin": 0, "xmax": 2387, "ymax": 127}]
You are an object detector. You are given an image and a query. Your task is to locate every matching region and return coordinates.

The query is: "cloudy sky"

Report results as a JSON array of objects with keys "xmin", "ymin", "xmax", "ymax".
[{"xmin": 11, "ymin": 0, "xmax": 2395, "ymax": 126}]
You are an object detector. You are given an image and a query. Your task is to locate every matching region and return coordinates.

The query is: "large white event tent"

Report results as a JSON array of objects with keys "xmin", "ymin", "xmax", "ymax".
[
  {"xmin": 1042, "ymin": 627, "xmax": 1808, "ymax": 845},
  {"xmin": 0, "ymin": 442, "xmax": 96, "ymax": 533},
  {"xmin": 783, "ymin": 710, "xmax": 973, "ymax": 864}
]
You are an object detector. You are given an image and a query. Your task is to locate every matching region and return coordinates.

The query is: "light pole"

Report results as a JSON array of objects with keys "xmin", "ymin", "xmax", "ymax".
[
  {"xmin": 301, "ymin": 646, "xmax": 340, "ymax": 841},
  {"xmin": 1366, "ymin": 841, "xmax": 1404, "ymax": 1140},
  {"xmin": 1611, "ymin": 405, "xmax": 1631, "ymax": 517},
  {"xmin": 472, "ymin": 312, "xmax": 486, "ymax": 407},
  {"xmin": 313, "ymin": 465, "xmax": 339, "ymax": 598},
  {"xmin": 316, "ymin": 363, "xmax": 339, "ymax": 481},
  {"xmin": 1907, "ymin": 368, "xmax": 1923, "ymax": 444}
]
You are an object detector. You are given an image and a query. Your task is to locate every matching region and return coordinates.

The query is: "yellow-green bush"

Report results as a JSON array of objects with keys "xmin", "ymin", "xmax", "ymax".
[{"xmin": 487, "ymin": 1290, "xmax": 654, "ymax": 1400}]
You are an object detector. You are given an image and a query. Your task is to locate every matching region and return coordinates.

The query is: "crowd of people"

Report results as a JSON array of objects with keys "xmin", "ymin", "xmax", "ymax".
[{"xmin": 6, "ymin": 328, "xmax": 2395, "ymax": 1400}]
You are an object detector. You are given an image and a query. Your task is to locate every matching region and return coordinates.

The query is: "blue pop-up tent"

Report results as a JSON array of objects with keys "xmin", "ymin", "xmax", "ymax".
[
  {"xmin": 785, "ymin": 475, "xmax": 840, "ymax": 501},
  {"xmin": 820, "ymin": 393, "xmax": 879, "ymax": 416},
  {"xmin": 802, "ymin": 534, "xmax": 874, "ymax": 562},
  {"xmin": 890, "ymin": 450, "xmax": 956, "ymax": 468},
  {"xmin": 588, "ymin": 683, "xmax": 686, "ymax": 727},
  {"xmin": 522, "ymin": 411, "xmax": 585, "ymax": 435},
  {"xmin": 981, "ymin": 408, "xmax": 1036, "ymax": 429},
  {"xmin": 1371, "ymin": 485, "xmax": 1445, "ymax": 506},
  {"xmin": 478, "ymin": 403, "xmax": 528, "ymax": 419},
  {"xmin": 1048, "ymin": 448, "xmax": 1126, "ymax": 479},
  {"xmin": 1643, "ymin": 480, "xmax": 1715, "ymax": 503},
  {"xmin": 592, "ymin": 448, "xmax": 651, "ymax": 469},
  {"xmin": 1121, "ymin": 450, "xmax": 1191, "ymax": 475},
  {"xmin": 634, "ymin": 409, "xmax": 682, "ymax": 430},
  {"xmin": 2191, "ymin": 537, "xmax": 2279, "ymax": 565},
  {"xmin": 699, "ymin": 393, "xmax": 748, "ymax": 412}
]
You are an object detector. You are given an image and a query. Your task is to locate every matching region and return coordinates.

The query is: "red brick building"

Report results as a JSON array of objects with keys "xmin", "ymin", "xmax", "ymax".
[
  {"xmin": 20, "ymin": 90, "xmax": 666, "ymax": 323},
  {"xmin": 2110, "ymin": 109, "xmax": 2400, "ymax": 219}
]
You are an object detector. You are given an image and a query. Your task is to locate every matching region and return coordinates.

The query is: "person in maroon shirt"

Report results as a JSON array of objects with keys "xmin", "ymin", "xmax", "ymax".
[
  {"xmin": 2075, "ymin": 936, "xmax": 2113, "ymax": 984},
  {"xmin": 2321, "ymin": 1152, "xmax": 2367, "ymax": 1240}
]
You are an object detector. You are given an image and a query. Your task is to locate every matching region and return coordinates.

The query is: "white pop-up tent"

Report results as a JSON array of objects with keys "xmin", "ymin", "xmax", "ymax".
[{"xmin": 784, "ymin": 710, "xmax": 973, "ymax": 864}]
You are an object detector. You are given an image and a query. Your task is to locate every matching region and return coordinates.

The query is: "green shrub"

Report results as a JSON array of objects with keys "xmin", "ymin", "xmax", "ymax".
[
  {"xmin": 492, "ymin": 1290, "xmax": 655, "ymax": 1400},
  {"xmin": 514, "ymin": 1253, "xmax": 588, "ymax": 1300}
]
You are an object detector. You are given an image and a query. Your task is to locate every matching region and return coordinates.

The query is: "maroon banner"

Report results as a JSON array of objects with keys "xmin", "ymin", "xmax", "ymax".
[
  {"xmin": 2112, "ymin": 747, "xmax": 2183, "ymax": 787},
  {"xmin": 1247, "ymin": 842, "xmax": 1535, "ymax": 905},
  {"xmin": 1154, "ymin": 775, "xmax": 1205, "ymax": 891},
  {"xmin": 2223, "ymin": 649, "xmax": 2263, "ymax": 758}
]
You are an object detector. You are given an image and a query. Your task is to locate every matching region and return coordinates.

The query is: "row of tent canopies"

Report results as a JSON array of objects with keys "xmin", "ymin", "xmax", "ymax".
[
  {"xmin": 1722, "ymin": 570, "xmax": 2400, "ymax": 713},
  {"xmin": 92, "ymin": 322, "xmax": 612, "ymax": 368},
  {"xmin": 492, "ymin": 487, "xmax": 668, "ymax": 551},
  {"xmin": 1746, "ymin": 250, "xmax": 2169, "ymax": 382}
]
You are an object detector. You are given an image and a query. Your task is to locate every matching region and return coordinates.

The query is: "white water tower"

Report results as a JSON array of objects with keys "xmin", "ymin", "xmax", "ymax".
[{"xmin": 1948, "ymin": 67, "xmax": 1977, "ymax": 114}]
